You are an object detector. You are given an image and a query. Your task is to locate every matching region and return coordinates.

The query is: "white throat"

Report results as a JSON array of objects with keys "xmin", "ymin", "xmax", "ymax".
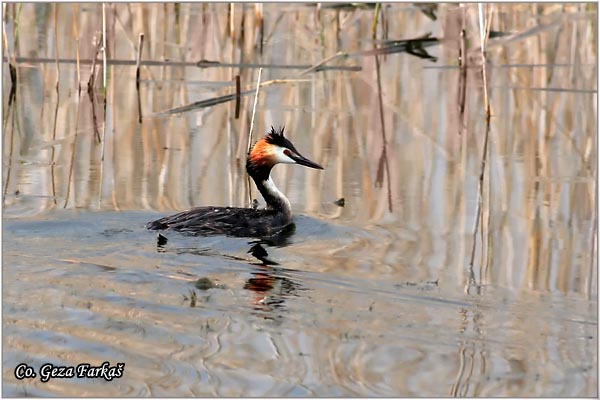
[{"xmin": 262, "ymin": 176, "xmax": 291, "ymax": 213}]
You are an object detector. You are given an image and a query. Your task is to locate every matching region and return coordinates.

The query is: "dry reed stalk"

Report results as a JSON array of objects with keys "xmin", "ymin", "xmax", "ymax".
[
  {"xmin": 63, "ymin": 114, "xmax": 82, "ymax": 207},
  {"xmin": 327, "ymin": 73, "xmax": 346, "ymax": 219},
  {"xmin": 450, "ymin": 346, "xmax": 467, "ymax": 396},
  {"xmin": 297, "ymin": 51, "xmax": 348, "ymax": 76},
  {"xmin": 246, "ymin": 67, "xmax": 263, "ymax": 205},
  {"xmin": 372, "ymin": 3, "xmax": 392, "ymax": 212},
  {"xmin": 2, "ymin": 7, "xmax": 17, "ymax": 132},
  {"xmin": 64, "ymin": 5, "xmax": 83, "ymax": 208},
  {"xmin": 458, "ymin": 28, "xmax": 467, "ymax": 130},
  {"xmin": 5, "ymin": 57, "xmax": 362, "ymax": 73},
  {"xmin": 481, "ymin": 6, "xmax": 495, "ymax": 285},
  {"xmin": 466, "ymin": 4, "xmax": 494, "ymax": 294},
  {"xmin": 2, "ymin": 4, "xmax": 19, "ymax": 206},
  {"xmin": 588, "ymin": 202, "xmax": 597, "ymax": 297},
  {"xmin": 234, "ymin": 74, "xmax": 241, "ymax": 118},
  {"xmin": 239, "ymin": 3, "xmax": 246, "ymax": 48},
  {"xmin": 87, "ymin": 35, "xmax": 102, "ymax": 143},
  {"xmin": 263, "ymin": 11, "xmax": 284, "ymax": 46},
  {"xmin": 2, "ymin": 66, "xmax": 17, "ymax": 207},
  {"xmin": 136, "ymin": 32, "xmax": 144, "ymax": 123},
  {"xmin": 98, "ymin": 3, "xmax": 108, "ymax": 207},
  {"xmin": 49, "ymin": 3, "xmax": 60, "ymax": 206},
  {"xmin": 2, "ymin": 102, "xmax": 15, "ymax": 206},
  {"xmin": 316, "ymin": 3, "xmax": 325, "ymax": 54},
  {"xmin": 254, "ymin": 3, "xmax": 263, "ymax": 54},
  {"xmin": 335, "ymin": 9, "xmax": 340, "ymax": 51},
  {"xmin": 109, "ymin": 71, "xmax": 120, "ymax": 211},
  {"xmin": 229, "ymin": 3, "xmax": 235, "ymax": 40},
  {"xmin": 102, "ymin": 3, "xmax": 107, "ymax": 89},
  {"xmin": 174, "ymin": 2, "xmax": 181, "ymax": 44}
]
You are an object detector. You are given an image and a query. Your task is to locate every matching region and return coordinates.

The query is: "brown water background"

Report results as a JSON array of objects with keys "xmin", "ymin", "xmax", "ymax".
[{"xmin": 2, "ymin": 3, "xmax": 597, "ymax": 396}]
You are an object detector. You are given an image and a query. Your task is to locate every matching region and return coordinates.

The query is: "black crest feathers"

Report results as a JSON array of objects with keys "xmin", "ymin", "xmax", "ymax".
[{"xmin": 264, "ymin": 126, "xmax": 287, "ymax": 146}]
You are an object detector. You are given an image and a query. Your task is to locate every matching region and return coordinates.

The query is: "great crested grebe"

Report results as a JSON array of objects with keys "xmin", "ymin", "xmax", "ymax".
[{"xmin": 146, "ymin": 126, "xmax": 324, "ymax": 237}]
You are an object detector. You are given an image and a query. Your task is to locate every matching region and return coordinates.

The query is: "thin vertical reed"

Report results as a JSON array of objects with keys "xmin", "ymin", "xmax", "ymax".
[
  {"xmin": 450, "ymin": 341, "xmax": 467, "ymax": 396},
  {"xmin": 102, "ymin": 4, "xmax": 107, "ymax": 89},
  {"xmin": 458, "ymin": 29, "xmax": 467, "ymax": 132},
  {"xmin": 234, "ymin": 75, "xmax": 241, "ymax": 118},
  {"xmin": 109, "ymin": 55, "xmax": 119, "ymax": 211},
  {"xmin": 64, "ymin": 5, "xmax": 83, "ymax": 208},
  {"xmin": 136, "ymin": 32, "xmax": 144, "ymax": 123},
  {"xmin": 246, "ymin": 67, "xmax": 263, "ymax": 205},
  {"xmin": 98, "ymin": 3, "xmax": 108, "ymax": 207},
  {"xmin": 229, "ymin": 3, "xmax": 235, "ymax": 40},
  {"xmin": 50, "ymin": 3, "xmax": 60, "ymax": 206},
  {"xmin": 87, "ymin": 35, "xmax": 102, "ymax": 143},
  {"xmin": 255, "ymin": 3, "xmax": 263, "ymax": 54},
  {"xmin": 2, "ymin": 4, "xmax": 19, "ymax": 206},
  {"xmin": 589, "ymin": 201, "xmax": 597, "ymax": 297},
  {"xmin": 239, "ymin": 3, "xmax": 246, "ymax": 48},
  {"xmin": 372, "ymin": 3, "xmax": 392, "ymax": 212},
  {"xmin": 3, "ymin": 105, "xmax": 15, "ymax": 206},
  {"xmin": 467, "ymin": 4, "xmax": 493, "ymax": 294},
  {"xmin": 2, "ymin": 10, "xmax": 16, "ymax": 132}
]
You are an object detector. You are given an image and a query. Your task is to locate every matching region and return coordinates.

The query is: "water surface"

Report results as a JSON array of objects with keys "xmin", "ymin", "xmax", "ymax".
[{"xmin": 2, "ymin": 3, "xmax": 597, "ymax": 396}]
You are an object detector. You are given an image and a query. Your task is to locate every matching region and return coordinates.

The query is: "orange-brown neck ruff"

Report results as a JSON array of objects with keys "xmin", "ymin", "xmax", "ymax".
[
  {"xmin": 249, "ymin": 138, "xmax": 276, "ymax": 168},
  {"xmin": 246, "ymin": 138, "xmax": 291, "ymax": 215}
]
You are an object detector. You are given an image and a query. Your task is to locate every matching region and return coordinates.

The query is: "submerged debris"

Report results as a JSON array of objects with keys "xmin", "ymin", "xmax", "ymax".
[
  {"xmin": 333, "ymin": 197, "xmax": 345, "ymax": 207},
  {"xmin": 395, "ymin": 279, "xmax": 439, "ymax": 291},
  {"xmin": 193, "ymin": 277, "xmax": 225, "ymax": 291},
  {"xmin": 101, "ymin": 228, "xmax": 134, "ymax": 237},
  {"xmin": 183, "ymin": 289, "xmax": 197, "ymax": 307},
  {"xmin": 194, "ymin": 277, "xmax": 215, "ymax": 290}
]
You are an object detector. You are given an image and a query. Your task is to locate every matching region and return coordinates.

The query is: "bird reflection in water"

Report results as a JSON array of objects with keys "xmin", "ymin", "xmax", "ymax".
[
  {"xmin": 244, "ymin": 225, "xmax": 305, "ymax": 319},
  {"xmin": 156, "ymin": 222, "xmax": 304, "ymax": 318}
]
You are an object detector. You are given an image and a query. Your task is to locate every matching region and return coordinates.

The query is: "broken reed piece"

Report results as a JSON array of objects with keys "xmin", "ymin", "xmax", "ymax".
[
  {"xmin": 235, "ymin": 75, "xmax": 241, "ymax": 119},
  {"xmin": 136, "ymin": 33, "xmax": 144, "ymax": 123}
]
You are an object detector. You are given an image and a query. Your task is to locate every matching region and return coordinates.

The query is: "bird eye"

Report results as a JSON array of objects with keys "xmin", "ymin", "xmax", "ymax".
[{"xmin": 283, "ymin": 149, "xmax": 291, "ymax": 157}]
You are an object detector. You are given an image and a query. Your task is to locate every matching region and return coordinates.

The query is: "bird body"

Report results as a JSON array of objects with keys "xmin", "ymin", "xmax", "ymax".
[{"xmin": 146, "ymin": 127, "xmax": 323, "ymax": 237}]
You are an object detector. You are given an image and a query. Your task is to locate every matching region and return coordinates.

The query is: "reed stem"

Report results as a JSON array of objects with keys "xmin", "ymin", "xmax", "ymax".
[
  {"xmin": 98, "ymin": 3, "xmax": 108, "ymax": 208},
  {"xmin": 50, "ymin": 3, "xmax": 59, "ymax": 206},
  {"xmin": 246, "ymin": 67, "xmax": 263, "ymax": 205},
  {"xmin": 136, "ymin": 32, "xmax": 144, "ymax": 123},
  {"xmin": 467, "ymin": 4, "xmax": 494, "ymax": 294}
]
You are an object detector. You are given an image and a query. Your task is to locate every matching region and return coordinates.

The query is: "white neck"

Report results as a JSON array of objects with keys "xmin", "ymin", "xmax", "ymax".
[{"xmin": 256, "ymin": 176, "xmax": 291, "ymax": 216}]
